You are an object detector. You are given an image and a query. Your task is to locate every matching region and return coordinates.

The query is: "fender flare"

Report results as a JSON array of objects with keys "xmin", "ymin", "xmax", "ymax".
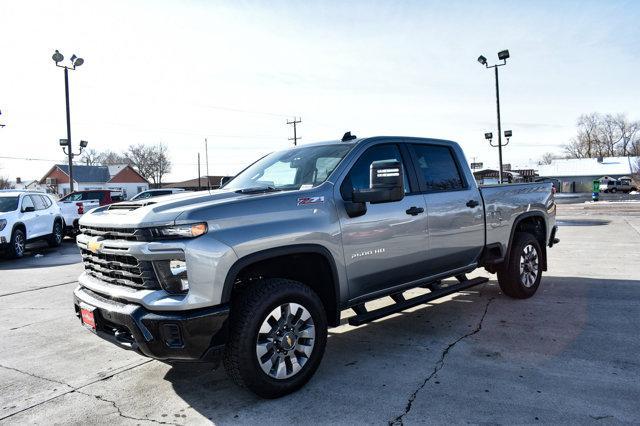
[
  {"xmin": 505, "ymin": 211, "xmax": 548, "ymax": 270},
  {"xmin": 11, "ymin": 222, "xmax": 27, "ymax": 239},
  {"xmin": 221, "ymin": 244, "xmax": 342, "ymax": 325}
]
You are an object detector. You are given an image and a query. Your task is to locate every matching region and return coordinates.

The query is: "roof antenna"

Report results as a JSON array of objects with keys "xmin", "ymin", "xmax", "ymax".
[{"xmin": 341, "ymin": 131, "xmax": 356, "ymax": 142}]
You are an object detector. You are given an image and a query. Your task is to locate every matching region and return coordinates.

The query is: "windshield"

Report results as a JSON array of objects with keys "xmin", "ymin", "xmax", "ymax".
[
  {"xmin": 225, "ymin": 144, "xmax": 354, "ymax": 191},
  {"xmin": 0, "ymin": 196, "xmax": 19, "ymax": 213}
]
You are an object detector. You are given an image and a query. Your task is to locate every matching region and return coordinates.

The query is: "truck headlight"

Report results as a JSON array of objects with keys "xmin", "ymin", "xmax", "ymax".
[
  {"xmin": 153, "ymin": 260, "xmax": 189, "ymax": 293},
  {"xmin": 150, "ymin": 223, "xmax": 208, "ymax": 239},
  {"xmin": 0, "ymin": 219, "xmax": 6, "ymax": 231}
]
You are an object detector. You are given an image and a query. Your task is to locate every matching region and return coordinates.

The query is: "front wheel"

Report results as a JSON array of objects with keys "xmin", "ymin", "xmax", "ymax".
[
  {"xmin": 223, "ymin": 278, "xmax": 328, "ymax": 398},
  {"xmin": 8, "ymin": 228, "xmax": 26, "ymax": 259},
  {"xmin": 497, "ymin": 232, "xmax": 542, "ymax": 299}
]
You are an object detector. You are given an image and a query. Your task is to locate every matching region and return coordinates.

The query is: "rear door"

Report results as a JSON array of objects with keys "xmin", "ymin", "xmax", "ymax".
[
  {"xmin": 30, "ymin": 195, "xmax": 50, "ymax": 237},
  {"xmin": 337, "ymin": 142, "xmax": 429, "ymax": 300},
  {"xmin": 408, "ymin": 142, "xmax": 484, "ymax": 274}
]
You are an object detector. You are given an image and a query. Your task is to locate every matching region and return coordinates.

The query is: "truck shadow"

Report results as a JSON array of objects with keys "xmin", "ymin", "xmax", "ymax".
[{"xmin": 160, "ymin": 275, "xmax": 640, "ymax": 423}]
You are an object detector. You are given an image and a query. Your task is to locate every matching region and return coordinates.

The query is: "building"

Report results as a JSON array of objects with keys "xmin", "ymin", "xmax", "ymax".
[
  {"xmin": 39, "ymin": 164, "xmax": 149, "ymax": 198},
  {"xmin": 8, "ymin": 178, "xmax": 46, "ymax": 192},
  {"xmin": 537, "ymin": 156, "xmax": 639, "ymax": 193},
  {"xmin": 162, "ymin": 175, "xmax": 231, "ymax": 190},
  {"xmin": 473, "ymin": 169, "xmax": 537, "ymax": 185}
]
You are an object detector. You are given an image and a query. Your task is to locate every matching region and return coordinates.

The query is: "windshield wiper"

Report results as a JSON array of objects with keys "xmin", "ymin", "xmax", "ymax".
[{"xmin": 235, "ymin": 186, "xmax": 281, "ymax": 194}]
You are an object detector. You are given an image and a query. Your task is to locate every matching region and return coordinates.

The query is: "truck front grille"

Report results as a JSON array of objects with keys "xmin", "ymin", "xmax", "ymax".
[
  {"xmin": 80, "ymin": 249, "xmax": 160, "ymax": 290},
  {"xmin": 79, "ymin": 225, "xmax": 148, "ymax": 241}
]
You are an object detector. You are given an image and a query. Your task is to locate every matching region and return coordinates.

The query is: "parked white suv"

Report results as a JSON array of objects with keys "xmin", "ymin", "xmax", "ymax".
[{"xmin": 0, "ymin": 191, "xmax": 65, "ymax": 258}]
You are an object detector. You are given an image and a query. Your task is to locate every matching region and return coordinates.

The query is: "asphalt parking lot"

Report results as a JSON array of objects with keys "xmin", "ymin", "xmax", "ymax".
[{"xmin": 1, "ymin": 203, "xmax": 639, "ymax": 424}]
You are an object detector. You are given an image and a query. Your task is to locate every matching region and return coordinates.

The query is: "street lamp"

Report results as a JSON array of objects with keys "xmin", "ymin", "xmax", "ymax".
[
  {"xmin": 478, "ymin": 49, "xmax": 510, "ymax": 183},
  {"xmin": 59, "ymin": 139, "xmax": 88, "ymax": 172},
  {"xmin": 52, "ymin": 49, "xmax": 85, "ymax": 192}
]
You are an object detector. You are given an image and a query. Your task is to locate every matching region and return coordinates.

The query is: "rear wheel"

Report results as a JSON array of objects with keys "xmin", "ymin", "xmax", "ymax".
[
  {"xmin": 497, "ymin": 232, "xmax": 542, "ymax": 299},
  {"xmin": 47, "ymin": 221, "xmax": 63, "ymax": 247},
  {"xmin": 8, "ymin": 228, "xmax": 26, "ymax": 259},
  {"xmin": 223, "ymin": 278, "xmax": 328, "ymax": 398}
]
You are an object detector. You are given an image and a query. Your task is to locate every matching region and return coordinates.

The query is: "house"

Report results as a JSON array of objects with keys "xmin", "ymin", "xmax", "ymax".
[
  {"xmin": 162, "ymin": 175, "xmax": 231, "ymax": 190},
  {"xmin": 9, "ymin": 178, "xmax": 46, "ymax": 192},
  {"xmin": 40, "ymin": 164, "xmax": 149, "ymax": 198},
  {"xmin": 537, "ymin": 156, "xmax": 639, "ymax": 193}
]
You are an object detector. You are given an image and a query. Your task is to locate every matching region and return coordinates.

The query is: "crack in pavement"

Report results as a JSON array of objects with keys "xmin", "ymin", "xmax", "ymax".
[
  {"xmin": 389, "ymin": 296, "xmax": 495, "ymax": 425},
  {"xmin": 75, "ymin": 390, "xmax": 180, "ymax": 426},
  {"xmin": 0, "ymin": 363, "xmax": 73, "ymax": 389},
  {"xmin": 0, "ymin": 280, "xmax": 78, "ymax": 298},
  {"xmin": 0, "ymin": 360, "xmax": 153, "ymax": 421}
]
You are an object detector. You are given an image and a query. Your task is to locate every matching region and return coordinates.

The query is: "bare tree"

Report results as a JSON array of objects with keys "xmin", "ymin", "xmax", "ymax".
[
  {"xmin": 100, "ymin": 150, "xmax": 130, "ymax": 166},
  {"xmin": 0, "ymin": 176, "xmax": 11, "ymax": 189},
  {"xmin": 564, "ymin": 113, "xmax": 640, "ymax": 158},
  {"xmin": 538, "ymin": 152, "xmax": 556, "ymax": 165},
  {"xmin": 125, "ymin": 143, "xmax": 171, "ymax": 185},
  {"xmin": 80, "ymin": 148, "xmax": 102, "ymax": 166}
]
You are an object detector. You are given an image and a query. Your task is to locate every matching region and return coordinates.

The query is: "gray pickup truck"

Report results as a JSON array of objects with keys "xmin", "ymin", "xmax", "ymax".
[{"xmin": 74, "ymin": 135, "xmax": 558, "ymax": 397}]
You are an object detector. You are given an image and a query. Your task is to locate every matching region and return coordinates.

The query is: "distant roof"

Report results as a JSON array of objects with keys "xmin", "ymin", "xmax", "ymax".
[
  {"xmin": 537, "ymin": 156, "xmax": 639, "ymax": 177},
  {"xmin": 107, "ymin": 164, "xmax": 128, "ymax": 176},
  {"xmin": 57, "ymin": 164, "xmax": 110, "ymax": 183},
  {"xmin": 163, "ymin": 176, "xmax": 230, "ymax": 189}
]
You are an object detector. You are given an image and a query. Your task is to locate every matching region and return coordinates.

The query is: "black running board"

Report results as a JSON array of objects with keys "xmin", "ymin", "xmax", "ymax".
[{"xmin": 348, "ymin": 276, "xmax": 489, "ymax": 326}]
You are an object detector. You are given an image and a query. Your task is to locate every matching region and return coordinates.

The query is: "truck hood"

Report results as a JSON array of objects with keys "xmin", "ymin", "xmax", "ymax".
[{"xmin": 79, "ymin": 189, "xmax": 259, "ymax": 228}]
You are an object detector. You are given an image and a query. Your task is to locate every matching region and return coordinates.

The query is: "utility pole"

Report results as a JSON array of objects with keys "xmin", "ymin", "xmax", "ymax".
[
  {"xmin": 287, "ymin": 117, "xmax": 302, "ymax": 146},
  {"xmin": 205, "ymin": 138, "xmax": 210, "ymax": 190},
  {"xmin": 197, "ymin": 153, "xmax": 201, "ymax": 191}
]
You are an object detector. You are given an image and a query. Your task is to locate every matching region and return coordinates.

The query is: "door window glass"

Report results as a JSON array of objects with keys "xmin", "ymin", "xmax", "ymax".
[
  {"xmin": 411, "ymin": 144, "xmax": 465, "ymax": 191},
  {"xmin": 341, "ymin": 144, "xmax": 410, "ymax": 199},
  {"xmin": 82, "ymin": 192, "xmax": 105, "ymax": 202},
  {"xmin": 30, "ymin": 195, "xmax": 47, "ymax": 210},
  {"xmin": 21, "ymin": 195, "xmax": 35, "ymax": 211}
]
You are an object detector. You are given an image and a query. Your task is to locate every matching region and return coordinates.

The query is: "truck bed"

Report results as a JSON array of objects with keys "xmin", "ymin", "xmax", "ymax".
[{"xmin": 479, "ymin": 182, "xmax": 555, "ymax": 255}]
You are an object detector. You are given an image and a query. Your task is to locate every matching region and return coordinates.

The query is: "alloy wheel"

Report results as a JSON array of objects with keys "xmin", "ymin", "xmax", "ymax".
[
  {"xmin": 519, "ymin": 244, "xmax": 539, "ymax": 287},
  {"xmin": 14, "ymin": 233, "xmax": 25, "ymax": 257},
  {"xmin": 256, "ymin": 303, "xmax": 315, "ymax": 380}
]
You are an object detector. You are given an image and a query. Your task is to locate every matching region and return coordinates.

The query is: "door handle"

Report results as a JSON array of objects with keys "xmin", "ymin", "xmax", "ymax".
[
  {"xmin": 405, "ymin": 206, "xmax": 424, "ymax": 216},
  {"xmin": 466, "ymin": 200, "xmax": 480, "ymax": 208}
]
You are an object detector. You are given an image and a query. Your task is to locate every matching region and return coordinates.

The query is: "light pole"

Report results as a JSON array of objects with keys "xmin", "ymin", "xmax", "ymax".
[
  {"xmin": 478, "ymin": 49, "xmax": 509, "ymax": 183},
  {"xmin": 52, "ymin": 50, "xmax": 84, "ymax": 192},
  {"xmin": 484, "ymin": 130, "xmax": 512, "ymax": 180}
]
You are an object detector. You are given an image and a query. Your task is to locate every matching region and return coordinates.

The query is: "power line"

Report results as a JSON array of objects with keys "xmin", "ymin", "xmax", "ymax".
[{"xmin": 287, "ymin": 117, "xmax": 302, "ymax": 146}]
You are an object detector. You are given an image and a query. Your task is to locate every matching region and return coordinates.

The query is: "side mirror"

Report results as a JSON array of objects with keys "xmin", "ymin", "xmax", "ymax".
[
  {"xmin": 22, "ymin": 206, "xmax": 35, "ymax": 213},
  {"xmin": 352, "ymin": 160, "xmax": 404, "ymax": 204},
  {"xmin": 220, "ymin": 176, "xmax": 233, "ymax": 187},
  {"xmin": 345, "ymin": 160, "xmax": 404, "ymax": 218}
]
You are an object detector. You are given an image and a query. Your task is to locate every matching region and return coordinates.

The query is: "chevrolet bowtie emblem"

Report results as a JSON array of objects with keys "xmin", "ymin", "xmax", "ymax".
[{"xmin": 87, "ymin": 240, "xmax": 103, "ymax": 254}]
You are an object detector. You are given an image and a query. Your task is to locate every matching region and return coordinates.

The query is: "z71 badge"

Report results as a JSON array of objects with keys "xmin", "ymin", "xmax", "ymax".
[{"xmin": 297, "ymin": 196, "xmax": 325, "ymax": 206}]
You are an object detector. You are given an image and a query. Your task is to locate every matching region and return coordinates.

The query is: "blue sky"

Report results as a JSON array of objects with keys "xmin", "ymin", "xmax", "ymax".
[{"xmin": 0, "ymin": 0, "xmax": 639, "ymax": 181}]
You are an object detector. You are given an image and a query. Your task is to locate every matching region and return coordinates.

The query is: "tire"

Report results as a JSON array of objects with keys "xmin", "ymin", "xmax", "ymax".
[
  {"xmin": 611, "ymin": 188, "xmax": 617, "ymax": 193},
  {"xmin": 8, "ymin": 228, "xmax": 26, "ymax": 259},
  {"xmin": 223, "ymin": 278, "xmax": 328, "ymax": 398},
  {"xmin": 497, "ymin": 232, "xmax": 542, "ymax": 299},
  {"xmin": 47, "ymin": 221, "xmax": 64, "ymax": 248}
]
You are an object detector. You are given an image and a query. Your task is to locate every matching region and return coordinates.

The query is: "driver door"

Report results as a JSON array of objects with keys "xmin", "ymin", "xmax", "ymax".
[
  {"xmin": 337, "ymin": 143, "xmax": 429, "ymax": 302},
  {"xmin": 19, "ymin": 195, "xmax": 39, "ymax": 239}
]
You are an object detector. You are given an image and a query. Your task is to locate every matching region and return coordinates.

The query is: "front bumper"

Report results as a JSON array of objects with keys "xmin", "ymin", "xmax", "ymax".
[{"xmin": 73, "ymin": 286, "xmax": 229, "ymax": 363}]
